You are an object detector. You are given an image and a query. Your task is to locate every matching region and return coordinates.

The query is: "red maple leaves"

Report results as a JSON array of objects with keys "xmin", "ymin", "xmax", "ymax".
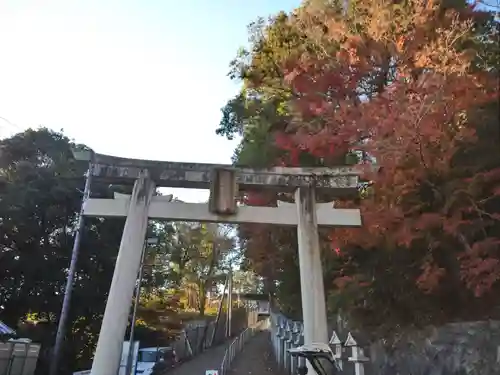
[
  {"xmin": 236, "ymin": 1, "xmax": 499, "ymax": 321},
  {"xmin": 271, "ymin": 7, "xmax": 500, "ymax": 298}
]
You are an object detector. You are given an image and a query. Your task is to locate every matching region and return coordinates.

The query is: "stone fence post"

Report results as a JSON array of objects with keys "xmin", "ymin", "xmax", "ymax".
[
  {"xmin": 277, "ymin": 318, "xmax": 286, "ymax": 368},
  {"xmin": 345, "ymin": 332, "xmax": 369, "ymax": 375},
  {"xmin": 283, "ymin": 321, "xmax": 293, "ymax": 372},
  {"xmin": 291, "ymin": 321, "xmax": 304, "ymax": 375},
  {"xmin": 329, "ymin": 330, "xmax": 344, "ymax": 371},
  {"xmin": 269, "ymin": 312, "xmax": 371, "ymax": 375}
]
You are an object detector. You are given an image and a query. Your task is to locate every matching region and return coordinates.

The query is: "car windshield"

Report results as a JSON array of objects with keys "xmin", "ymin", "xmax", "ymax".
[
  {"xmin": 138, "ymin": 350, "xmax": 164, "ymax": 363},
  {"xmin": 310, "ymin": 356, "xmax": 338, "ymax": 375}
]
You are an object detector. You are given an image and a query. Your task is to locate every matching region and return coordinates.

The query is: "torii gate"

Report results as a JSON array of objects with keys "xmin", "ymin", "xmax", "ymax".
[{"xmin": 74, "ymin": 152, "xmax": 361, "ymax": 375}]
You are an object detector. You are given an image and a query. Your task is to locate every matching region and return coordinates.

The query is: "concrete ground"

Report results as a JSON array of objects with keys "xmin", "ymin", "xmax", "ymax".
[
  {"xmin": 228, "ymin": 330, "xmax": 282, "ymax": 375},
  {"xmin": 163, "ymin": 342, "xmax": 230, "ymax": 375},
  {"xmin": 159, "ymin": 322, "xmax": 281, "ymax": 375}
]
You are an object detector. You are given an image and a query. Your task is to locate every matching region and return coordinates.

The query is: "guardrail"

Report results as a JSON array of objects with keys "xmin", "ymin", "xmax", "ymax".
[{"xmin": 219, "ymin": 318, "xmax": 269, "ymax": 375}]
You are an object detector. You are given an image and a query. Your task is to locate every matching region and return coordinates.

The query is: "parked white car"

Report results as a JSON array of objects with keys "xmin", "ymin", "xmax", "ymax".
[
  {"xmin": 73, "ymin": 345, "xmax": 176, "ymax": 375},
  {"xmin": 135, "ymin": 346, "xmax": 177, "ymax": 375}
]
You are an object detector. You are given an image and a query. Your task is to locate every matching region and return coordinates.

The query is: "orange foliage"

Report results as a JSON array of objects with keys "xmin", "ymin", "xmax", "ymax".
[
  {"xmin": 271, "ymin": 1, "xmax": 500, "ymax": 298},
  {"xmin": 235, "ymin": 3, "xmax": 500, "ymax": 326}
]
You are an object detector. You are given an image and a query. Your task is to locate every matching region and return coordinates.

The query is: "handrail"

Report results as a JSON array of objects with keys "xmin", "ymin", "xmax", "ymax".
[{"xmin": 219, "ymin": 318, "xmax": 269, "ymax": 375}]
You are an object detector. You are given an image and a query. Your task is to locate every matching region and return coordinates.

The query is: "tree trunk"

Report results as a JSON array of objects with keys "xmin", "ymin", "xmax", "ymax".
[
  {"xmin": 198, "ymin": 283, "xmax": 206, "ymax": 317},
  {"xmin": 210, "ymin": 275, "xmax": 228, "ymax": 347},
  {"xmin": 197, "ymin": 283, "xmax": 209, "ymax": 353},
  {"xmin": 197, "ymin": 240, "xmax": 219, "ymax": 352}
]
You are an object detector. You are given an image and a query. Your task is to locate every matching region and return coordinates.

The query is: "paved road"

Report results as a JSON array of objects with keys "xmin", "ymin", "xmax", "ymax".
[
  {"xmin": 161, "ymin": 326, "xmax": 280, "ymax": 375},
  {"xmin": 228, "ymin": 330, "xmax": 282, "ymax": 375},
  {"xmin": 165, "ymin": 342, "xmax": 229, "ymax": 375}
]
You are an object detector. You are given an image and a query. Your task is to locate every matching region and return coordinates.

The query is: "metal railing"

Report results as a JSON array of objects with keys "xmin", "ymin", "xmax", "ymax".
[{"xmin": 219, "ymin": 318, "xmax": 269, "ymax": 375}]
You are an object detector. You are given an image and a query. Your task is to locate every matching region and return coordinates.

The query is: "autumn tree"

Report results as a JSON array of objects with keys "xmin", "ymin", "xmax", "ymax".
[
  {"xmin": 278, "ymin": 0, "xmax": 499, "ymax": 329},
  {"xmin": 218, "ymin": 0, "xmax": 500, "ymax": 329},
  {"xmin": 217, "ymin": 10, "xmax": 332, "ymax": 314}
]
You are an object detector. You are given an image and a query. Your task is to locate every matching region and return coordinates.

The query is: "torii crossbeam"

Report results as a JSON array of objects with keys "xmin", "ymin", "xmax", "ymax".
[
  {"xmin": 71, "ymin": 151, "xmax": 362, "ymax": 375},
  {"xmin": 83, "ymin": 195, "xmax": 361, "ymax": 226}
]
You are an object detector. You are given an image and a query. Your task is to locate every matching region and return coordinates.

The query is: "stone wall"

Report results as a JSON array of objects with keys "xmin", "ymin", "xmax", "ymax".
[
  {"xmin": 272, "ymin": 310, "xmax": 500, "ymax": 375},
  {"xmin": 368, "ymin": 321, "xmax": 500, "ymax": 375}
]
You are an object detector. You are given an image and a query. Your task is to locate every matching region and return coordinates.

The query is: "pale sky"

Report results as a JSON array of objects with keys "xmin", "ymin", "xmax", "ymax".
[{"xmin": 0, "ymin": 0, "xmax": 301, "ymax": 202}]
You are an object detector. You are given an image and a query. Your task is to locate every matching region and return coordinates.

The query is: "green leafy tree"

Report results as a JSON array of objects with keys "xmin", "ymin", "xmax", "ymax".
[
  {"xmin": 0, "ymin": 128, "xmax": 125, "ymax": 373},
  {"xmin": 0, "ymin": 129, "xmax": 237, "ymax": 372},
  {"xmin": 149, "ymin": 222, "xmax": 234, "ymax": 318}
]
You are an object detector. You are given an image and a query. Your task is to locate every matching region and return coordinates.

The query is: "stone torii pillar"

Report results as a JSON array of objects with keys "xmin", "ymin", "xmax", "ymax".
[
  {"xmin": 74, "ymin": 153, "xmax": 361, "ymax": 375},
  {"xmin": 296, "ymin": 187, "xmax": 329, "ymax": 346},
  {"xmin": 90, "ymin": 173, "xmax": 155, "ymax": 375}
]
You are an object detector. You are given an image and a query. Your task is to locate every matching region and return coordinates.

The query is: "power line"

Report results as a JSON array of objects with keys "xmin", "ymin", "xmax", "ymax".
[{"xmin": 0, "ymin": 116, "xmax": 21, "ymax": 130}]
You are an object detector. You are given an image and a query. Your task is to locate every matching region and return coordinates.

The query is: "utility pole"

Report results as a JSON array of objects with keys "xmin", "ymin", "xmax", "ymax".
[
  {"xmin": 50, "ymin": 152, "xmax": 93, "ymax": 375},
  {"xmin": 226, "ymin": 268, "xmax": 233, "ymax": 338}
]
